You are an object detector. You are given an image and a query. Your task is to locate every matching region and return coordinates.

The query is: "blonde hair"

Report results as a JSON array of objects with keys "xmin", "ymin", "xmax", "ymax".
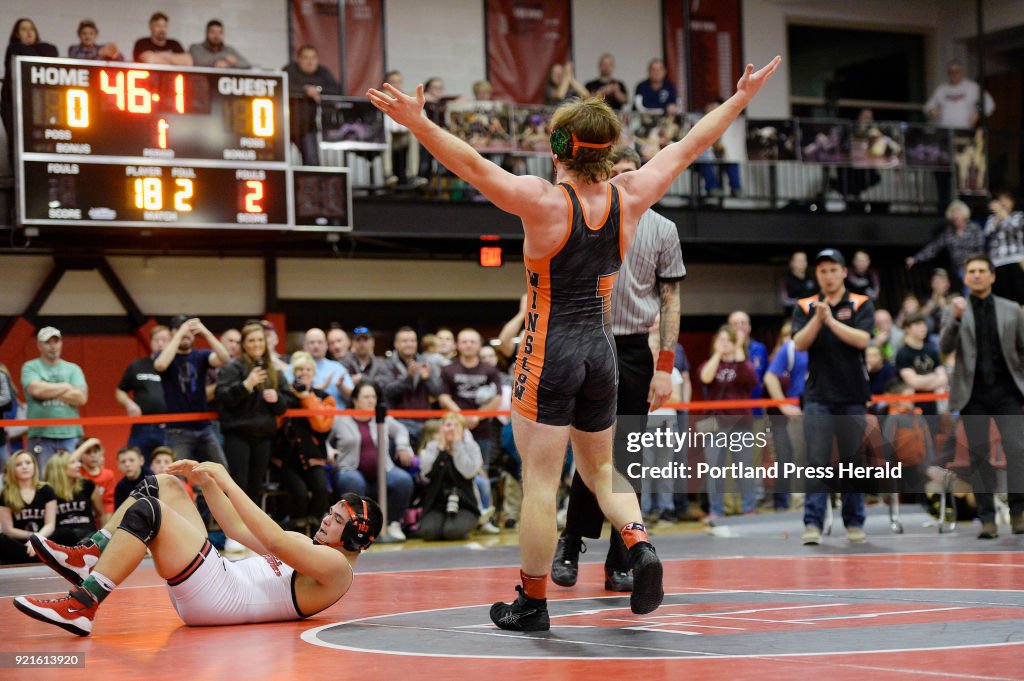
[
  {"xmin": 2, "ymin": 450, "xmax": 45, "ymax": 512},
  {"xmin": 44, "ymin": 451, "xmax": 83, "ymax": 502},
  {"xmin": 945, "ymin": 199, "xmax": 971, "ymax": 222},
  {"xmin": 418, "ymin": 419, "xmax": 441, "ymax": 455},
  {"xmin": 290, "ymin": 350, "xmax": 316, "ymax": 372},
  {"xmin": 549, "ymin": 96, "xmax": 621, "ymax": 183},
  {"xmin": 441, "ymin": 411, "xmax": 467, "ymax": 430}
]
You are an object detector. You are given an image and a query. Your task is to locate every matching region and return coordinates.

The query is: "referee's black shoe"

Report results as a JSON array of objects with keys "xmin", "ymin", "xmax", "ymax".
[
  {"xmin": 628, "ymin": 542, "xmax": 664, "ymax": 614},
  {"xmin": 551, "ymin": 531, "xmax": 585, "ymax": 587},
  {"xmin": 490, "ymin": 586, "xmax": 550, "ymax": 631}
]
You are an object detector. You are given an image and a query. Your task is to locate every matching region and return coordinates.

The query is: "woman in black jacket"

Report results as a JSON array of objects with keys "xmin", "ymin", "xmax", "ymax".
[
  {"xmin": 2, "ymin": 19, "xmax": 58, "ymax": 169},
  {"xmin": 216, "ymin": 321, "xmax": 289, "ymax": 502}
]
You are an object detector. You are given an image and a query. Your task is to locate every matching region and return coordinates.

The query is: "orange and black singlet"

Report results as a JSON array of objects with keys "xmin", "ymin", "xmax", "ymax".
[{"xmin": 511, "ymin": 181, "xmax": 624, "ymax": 431}]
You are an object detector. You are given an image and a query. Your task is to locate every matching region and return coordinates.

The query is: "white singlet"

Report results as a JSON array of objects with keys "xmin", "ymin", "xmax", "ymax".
[{"xmin": 165, "ymin": 540, "xmax": 308, "ymax": 626}]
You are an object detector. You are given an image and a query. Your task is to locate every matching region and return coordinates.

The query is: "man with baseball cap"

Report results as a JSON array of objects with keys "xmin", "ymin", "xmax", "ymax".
[
  {"xmin": 792, "ymin": 249, "xmax": 874, "ymax": 545},
  {"xmin": 341, "ymin": 326, "xmax": 380, "ymax": 385},
  {"xmin": 22, "ymin": 327, "xmax": 88, "ymax": 470}
]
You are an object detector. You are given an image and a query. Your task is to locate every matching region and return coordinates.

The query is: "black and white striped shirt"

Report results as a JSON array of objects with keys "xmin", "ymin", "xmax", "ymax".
[
  {"xmin": 611, "ymin": 209, "xmax": 686, "ymax": 335},
  {"xmin": 984, "ymin": 211, "xmax": 1024, "ymax": 268}
]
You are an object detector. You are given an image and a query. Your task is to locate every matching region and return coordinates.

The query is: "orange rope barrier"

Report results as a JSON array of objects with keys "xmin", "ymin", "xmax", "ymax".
[{"xmin": 0, "ymin": 393, "xmax": 950, "ymax": 428}]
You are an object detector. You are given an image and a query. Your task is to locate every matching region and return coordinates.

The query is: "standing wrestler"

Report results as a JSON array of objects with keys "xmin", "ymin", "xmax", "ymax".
[
  {"xmin": 368, "ymin": 55, "xmax": 779, "ymax": 631},
  {"xmin": 552, "ymin": 145, "xmax": 684, "ymax": 593},
  {"xmin": 14, "ymin": 464, "xmax": 381, "ymax": 636}
]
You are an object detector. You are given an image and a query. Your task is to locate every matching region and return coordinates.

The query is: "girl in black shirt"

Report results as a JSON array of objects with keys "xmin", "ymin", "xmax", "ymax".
[
  {"xmin": 0, "ymin": 450, "xmax": 56, "ymax": 563},
  {"xmin": 44, "ymin": 450, "xmax": 106, "ymax": 545}
]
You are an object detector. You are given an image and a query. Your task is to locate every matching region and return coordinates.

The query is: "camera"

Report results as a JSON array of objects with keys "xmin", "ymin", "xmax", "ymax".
[{"xmin": 292, "ymin": 379, "xmax": 307, "ymax": 393}]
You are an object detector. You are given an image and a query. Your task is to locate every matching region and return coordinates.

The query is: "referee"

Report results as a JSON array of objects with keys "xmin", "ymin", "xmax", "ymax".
[{"xmin": 551, "ymin": 146, "xmax": 685, "ymax": 591}]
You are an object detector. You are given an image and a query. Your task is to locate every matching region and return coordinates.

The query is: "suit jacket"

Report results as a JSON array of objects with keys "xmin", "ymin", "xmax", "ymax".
[{"xmin": 938, "ymin": 294, "xmax": 1024, "ymax": 411}]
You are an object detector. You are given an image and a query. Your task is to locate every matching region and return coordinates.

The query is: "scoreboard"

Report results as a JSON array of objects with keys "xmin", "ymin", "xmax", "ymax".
[{"xmin": 14, "ymin": 57, "xmax": 348, "ymax": 231}]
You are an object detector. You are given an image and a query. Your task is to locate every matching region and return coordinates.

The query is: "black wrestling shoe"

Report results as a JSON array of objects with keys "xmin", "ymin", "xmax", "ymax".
[
  {"xmin": 628, "ymin": 542, "xmax": 664, "ymax": 615},
  {"xmin": 604, "ymin": 530, "xmax": 632, "ymax": 591},
  {"xmin": 489, "ymin": 585, "xmax": 550, "ymax": 632},
  {"xmin": 551, "ymin": 531, "xmax": 585, "ymax": 587},
  {"xmin": 604, "ymin": 569, "xmax": 633, "ymax": 592}
]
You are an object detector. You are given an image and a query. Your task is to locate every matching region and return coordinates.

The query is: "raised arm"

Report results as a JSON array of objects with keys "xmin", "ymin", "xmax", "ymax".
[
  {"xmin": 498, "ymin": 294, "xmax": 528, "ymax": 359},
  {"xmin": 177, "ymin": 461, "xmax": 348, "ymax": 585},
  {"xmin": 367, "ymin": 83, "xmax": 563, "ymax": 221},
  {"xmin": 615, "ymin": 57, "xmax": 781, "ymax": 213}
]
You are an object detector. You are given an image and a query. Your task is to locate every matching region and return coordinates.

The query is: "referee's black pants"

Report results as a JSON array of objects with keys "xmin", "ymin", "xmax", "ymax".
[{"xmin": 564, "ymin": 334, "xmax": 651, "ymax": 566}]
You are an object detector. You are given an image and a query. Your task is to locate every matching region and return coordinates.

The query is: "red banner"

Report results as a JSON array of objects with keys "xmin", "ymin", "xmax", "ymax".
[
  {"xmin": 486, "ymin": 0, "xmax": 571, "ymax": 104},
  {"xmin": 665, "ymin": 0, "xmax": 686, "ymax": 110},
  {"xmin": 665, "ymin": 0, "xmax": 742, "ymax": 112},
  {"xmin": 290, "ymin": 0, "xmax": 343, "ymax": 82},
  {"xmin": 344, "ymin": 0, "xmax": 384, "ymax": 96}
]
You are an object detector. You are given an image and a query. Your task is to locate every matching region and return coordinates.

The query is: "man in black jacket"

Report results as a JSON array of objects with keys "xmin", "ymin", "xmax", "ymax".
[{"xmin": 284, "ymin": 45, "xmax": 340, "ymax": 166}]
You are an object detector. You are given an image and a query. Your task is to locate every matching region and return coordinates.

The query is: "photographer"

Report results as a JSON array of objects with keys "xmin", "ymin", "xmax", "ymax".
[
  {"xmin": 274, "ymin": 351, "xmax": 333, "ymax": 531},
  {"xmin": 419, "ymin": 412, "xmax": 482, "ymax": 541},
  {"xmin": 216, "ymin": 321, "xmax": 289, "ymax": 503}
]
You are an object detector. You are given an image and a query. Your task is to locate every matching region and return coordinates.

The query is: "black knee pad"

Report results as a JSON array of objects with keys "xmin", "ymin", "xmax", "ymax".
[
  {"xmin": 118, "ymin": 496, "xmax": 162, "ymax": 544},
  {"xmin": 129, "ymin": 475, "xmax": 161, "ymax": 501}
]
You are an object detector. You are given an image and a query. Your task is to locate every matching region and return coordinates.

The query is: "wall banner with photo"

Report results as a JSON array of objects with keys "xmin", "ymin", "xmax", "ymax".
[
  {"xmin": 953, "ymin": 128, "xmax": 987, "ymax": 195},
  {"xmin": 319, "ymin": 96, "xmax": 386, "ymax": 151},
  {"xmin": 664, "ymin": 0, "xmax": 743, "ymax": 112},
  {"xmin": 797, "ymin": 120, "xmax": 851, "ymax": 164},
  {"xmin": 486, "ymin": 0, "xmax": 571, "ymax": 105},
  {"xmin": 902, "ymin": 125, "xmax": 953, "ymax": 169},
  {"xmin": 290, "ymin": 0, "xmax": 343, "ymax": 82},
  {"xmin": 746, "ymin": 120, "xmax": 797, "ymax": 162},
  {"xmin": 445, "ymin": 101, "xmax": 514, "ymax": 153},
  {"xmin": 850, "ymin": 122, "xmax": 903, "ymax": 169},
  {"xmin": 343, "ymin": 0, "xmax": 385, "ymax": 96}
]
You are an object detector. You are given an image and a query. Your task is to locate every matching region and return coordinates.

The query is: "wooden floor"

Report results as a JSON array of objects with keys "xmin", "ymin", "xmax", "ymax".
[{"xmin": 3, "ymin": 509, "xmax": 1023, "ymax": 681}]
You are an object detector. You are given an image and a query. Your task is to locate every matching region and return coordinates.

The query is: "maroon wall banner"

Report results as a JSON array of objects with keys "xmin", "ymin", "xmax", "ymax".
[
  {"xmin": 487, "ymin": 0, "xmax": 571, "ymax": 105},
  {"xmin": 290, "ymin": 0, "xmax": 343, "ymax": 82},
  {"xmin": 665, "ymin": 0, "xmax": 742, "ymax": 112},
  {"xmin": 664, "ymin": 1, "xmax": 686, "ymax": 110},
  {"xmin": 344, "ymin": 0, "xmax": 385, "ymax": 96}
]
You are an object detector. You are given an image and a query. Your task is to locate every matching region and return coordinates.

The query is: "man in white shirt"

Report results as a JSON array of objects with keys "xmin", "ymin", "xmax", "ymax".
[{"xmin": 925, "ymin": 60, "xmax": 995, "ymax": 129}]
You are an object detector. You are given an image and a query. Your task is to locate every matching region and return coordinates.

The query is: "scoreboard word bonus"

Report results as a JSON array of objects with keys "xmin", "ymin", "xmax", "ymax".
[{"xmin": 15, "ymin": 57, "xmax": 291, "ymax": 229}]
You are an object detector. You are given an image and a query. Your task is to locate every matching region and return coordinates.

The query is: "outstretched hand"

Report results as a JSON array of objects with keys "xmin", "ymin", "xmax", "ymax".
[
  {"xmin": 736, "ymin": 56, "xmax": 782, "ymax": 101},
  {"xmin": 367, "ymin": 82, "xmax": 425, "ymax": 129},
  {"xmin": 167, "ymin": 459, "xmax": 228, "ymax": 487},
  {"xmin": 166, "ymin": 459, "xmax": 199, "ymax": 477}
]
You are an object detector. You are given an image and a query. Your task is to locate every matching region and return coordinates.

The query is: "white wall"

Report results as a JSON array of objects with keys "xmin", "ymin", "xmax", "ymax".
[
  {"xmin": 1, "ymin": 1, "xmax": 288, "ymax": 70},
  {"xmin": 382, "ymin": 0, "xmax": 486, "ymax": 97},
  {"xmin": 572, "ymin": 0, "xmax": 662, "ymax": 99},
  {"xmin": 0, "ymin": 255, "xmax": 266, "ymax": 316},
  {"xmin": 0, "ymin": 254, "xmax": 780, "ymax": 316}
]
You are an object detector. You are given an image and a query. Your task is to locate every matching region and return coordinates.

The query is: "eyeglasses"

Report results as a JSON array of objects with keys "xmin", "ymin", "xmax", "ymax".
[{"xmin": 353, "ymin": 326, "xmax": 370, "ymax": 336}]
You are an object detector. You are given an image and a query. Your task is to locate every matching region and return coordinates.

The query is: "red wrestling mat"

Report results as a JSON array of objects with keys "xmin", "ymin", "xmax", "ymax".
[{"xmin": 3, "ymin": 551, "xmax": 1023, "ymax": 681}]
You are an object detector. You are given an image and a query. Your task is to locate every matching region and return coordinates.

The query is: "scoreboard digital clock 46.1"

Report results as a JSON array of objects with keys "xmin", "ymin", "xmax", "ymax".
[{"xmin": 15, "ymin": 56, "xmax": 295, "ymax": 229}]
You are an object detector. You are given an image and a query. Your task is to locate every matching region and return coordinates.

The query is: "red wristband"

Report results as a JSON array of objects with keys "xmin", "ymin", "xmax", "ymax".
[{"xmin": 656, "ymin": 350, "xmax": 674, "ymax": 373}]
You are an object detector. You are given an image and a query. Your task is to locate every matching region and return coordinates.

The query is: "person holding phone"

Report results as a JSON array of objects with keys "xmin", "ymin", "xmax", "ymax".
[{"xmin": 216, "ymin": 321, "xmax": 290, "ymax": 502}]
